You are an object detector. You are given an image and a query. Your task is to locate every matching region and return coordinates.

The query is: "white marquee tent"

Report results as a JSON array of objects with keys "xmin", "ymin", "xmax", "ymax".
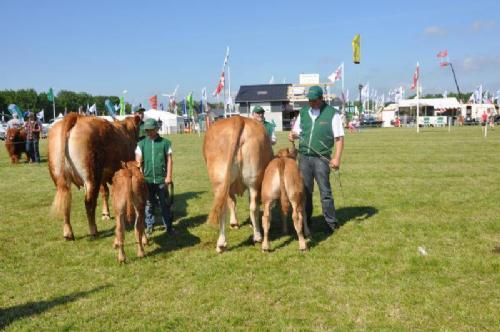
[{"xmin": 144, "ymin": 109, "xmax": 184, "ymax": 134}]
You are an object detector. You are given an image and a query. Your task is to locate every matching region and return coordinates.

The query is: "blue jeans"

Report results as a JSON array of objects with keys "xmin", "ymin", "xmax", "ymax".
[
  {"xmin": 145, "ymin": 182, "xmax": 172, "ymax": 231},
  {"xmin": 25, "ymin": 139, "xmax": 40, "ymax": 163},
  {"xmin": 298, "ymin": 155, "xmax": 337, "ymax": 230}
]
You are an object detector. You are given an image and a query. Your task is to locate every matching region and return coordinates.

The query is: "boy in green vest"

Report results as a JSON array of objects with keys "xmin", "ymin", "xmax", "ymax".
[
  {"xmin": 252, "ymin": 106, "xmax": 276, "ymax": 145},
  {"xmin": 288, "ymin": 85, "xmax": 344, "ymax": 234},
  {"xmin": 135, "ymin": 118, "xmax": 175, "ymax": 235}
]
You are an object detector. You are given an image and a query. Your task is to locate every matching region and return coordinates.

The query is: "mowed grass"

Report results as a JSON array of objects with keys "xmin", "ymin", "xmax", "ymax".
[{"xmin": 0, "ymin": 125, "xmax": 499, "ymax": 330}]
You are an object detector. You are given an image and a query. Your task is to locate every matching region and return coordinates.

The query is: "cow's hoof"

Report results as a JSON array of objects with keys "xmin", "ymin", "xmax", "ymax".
[
  {"xmin": 216, "ymin": 244, "xmax": 227, "ymax": 253},
  {"xmin": 230, "ymin": 223, "xmax": 240, "ymax": 230},
  {"xmin": 64, "ymin": 235, "xmax": 75, "ymax": 241}
]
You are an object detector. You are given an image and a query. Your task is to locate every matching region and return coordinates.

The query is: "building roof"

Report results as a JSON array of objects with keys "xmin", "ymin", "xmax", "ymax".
[{"xmin": 235, "ymin": 84, "xmax": 291, "ymax": 103}]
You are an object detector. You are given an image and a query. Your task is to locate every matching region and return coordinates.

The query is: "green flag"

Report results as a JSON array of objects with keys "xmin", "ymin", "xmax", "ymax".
[
  {"xmin": 186, "ymin": 92, "xmax": 194, "ymax": 116},
  {"xmin": 120, "ymin": 96, "xmax": 125, "ymax": 116},
  {"xmin": 47, "ymin": 88, "xmax": 54, "ymax": 102}
]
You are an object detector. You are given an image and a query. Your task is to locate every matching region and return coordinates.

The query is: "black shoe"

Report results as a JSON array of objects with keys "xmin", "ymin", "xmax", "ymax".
[{"xmin": 166, "ymin": 227, "xmax": 177, "ymax": 236}]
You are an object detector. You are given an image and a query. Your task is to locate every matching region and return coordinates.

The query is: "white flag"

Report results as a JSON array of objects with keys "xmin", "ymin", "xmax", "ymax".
[
  {"xmin": 269, "ymin": 75, "xmax": 274, "ymax": 84},
  {"xmin": 223, "ymin": 46, "xmax": 230, "ymax": 69},
  {"xmin": 328, "ymin": 62, "xmax": 344, "ymax": 83},
  {"xmin": 201, "ymin": 87, "xmax": 207, "ymax": 101}
]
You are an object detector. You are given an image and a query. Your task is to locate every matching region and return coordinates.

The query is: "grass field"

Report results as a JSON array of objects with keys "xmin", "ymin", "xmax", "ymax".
[{"xmin": 0, "ymin": 126, "xmax": 499, "ymax": 331}]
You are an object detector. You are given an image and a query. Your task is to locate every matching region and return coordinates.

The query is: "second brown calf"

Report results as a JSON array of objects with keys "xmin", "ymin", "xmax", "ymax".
[
  {"xmin": 260, "ymin": 146, "xmax": 309, "ymax": 251},
  {"xmin": 111, "ymin": 161, "xmax": 148, "ymax": 263}
]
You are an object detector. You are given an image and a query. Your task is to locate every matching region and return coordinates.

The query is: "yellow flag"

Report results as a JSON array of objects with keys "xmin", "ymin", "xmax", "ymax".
[{"xmin": 352, "ymin": 34, "xmax": 360, "ymax": 64}]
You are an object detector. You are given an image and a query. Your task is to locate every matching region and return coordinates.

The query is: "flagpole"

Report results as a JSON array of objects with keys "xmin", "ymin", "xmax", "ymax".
[
  {"xmin": 228, "ymin": 65, "xmax": 231, "ymax": 115},
  {"xmin": 52, "ymin": 98, "xmax": 55, "ymax": 120},
  {"xmin": 416, "ymin": 72, "xmax": 420, "ymax": 134}
]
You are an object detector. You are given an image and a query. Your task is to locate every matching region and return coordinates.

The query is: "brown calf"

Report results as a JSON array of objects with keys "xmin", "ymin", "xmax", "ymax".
[
  {"xmin": 111, "ymin": 161, "xmax": 148, "ymax": 263},
  {"xmin": 261, "ymin": 145, "xmax": 309, "ymax": 251}
]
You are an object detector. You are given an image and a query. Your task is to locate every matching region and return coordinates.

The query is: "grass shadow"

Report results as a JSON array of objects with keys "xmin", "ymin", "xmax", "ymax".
[
  {"xmin": 307, "ymin": 206, "xmax": 378, "ymax": 249},
  {"xmin": 147, "ymin": 214, "xmax": 206, "ymax": 256},
  {"xmin": 0, "ymin": 284, "xmax": 110, "ymax": 330},
  {"xmin": 170, "ymin": 190, "xmax": 206, "ymax": 220}
]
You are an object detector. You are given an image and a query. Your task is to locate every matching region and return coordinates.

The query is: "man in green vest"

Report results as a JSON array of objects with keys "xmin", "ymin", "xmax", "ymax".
[
  {"xmin": 135, "ymin": 118, "xmax": 175, "ymax": 235},
  {"xmin": 136, "ymin": 107, "xmax": 146, "ymax": 141},
  {"xmin": 252, "ymin": 106, "xmax": 276, "ymax": 145},
  {"xmin": 288, "ymin": 85, "xmax": 344, "ymax": 234}
]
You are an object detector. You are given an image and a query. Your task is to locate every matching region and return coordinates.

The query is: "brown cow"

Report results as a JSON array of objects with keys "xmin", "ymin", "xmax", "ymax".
[
  {"xmin": 4, "ymin": 128, "xmax": 29, "ymax": 163},
  {"xmin": 261, "ymin": 145, "xmax": 309, "ymax": 251},
  {"xmin": 203, "ymin": 116, "xmax": 273, "ymax": 253},
  {"xmin": 111, "ymin": 161, "xmax": 148, "ymax": 263},
  {"xmin": 48, "ymin": 113, "xmax": 140, "ymax": 240}
]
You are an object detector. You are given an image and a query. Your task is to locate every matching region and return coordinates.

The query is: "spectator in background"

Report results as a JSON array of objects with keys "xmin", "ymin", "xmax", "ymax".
[
  {"xmin": 135, "ymin": 108, "xmax": 146, "ymax": 141},
  {"xmin": 24, "ymin": 112, "xmax": 42, "ymax": 163},
  {"xmin": 252, "ymin": 106, "xmax": 276, "ymax": 145}
]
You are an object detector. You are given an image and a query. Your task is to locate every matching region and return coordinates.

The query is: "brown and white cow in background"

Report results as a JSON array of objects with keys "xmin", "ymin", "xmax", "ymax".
[
  {"xmin": 4, "ymin": 128, "xmax": 29, "ymax": 163},
  {"xmin": 203, "ymin": 116, "xmax": 273, "ymax": 253},
  {"xmin": 111, "ymin": 161, "xmax": 148, "ymax": 263},
  {"xmin": 261, "ymin": 143, "xmax": 309, "ymax": 251},
  {"xmin": 48, "ymin": 113, "xmax": 140, "ymax": 240}
]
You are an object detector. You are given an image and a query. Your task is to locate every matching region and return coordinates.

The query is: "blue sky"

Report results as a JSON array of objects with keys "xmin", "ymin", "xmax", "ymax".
[{"xmin": 1, "ymin": 0, "xmax": 499, "ymax": 106}]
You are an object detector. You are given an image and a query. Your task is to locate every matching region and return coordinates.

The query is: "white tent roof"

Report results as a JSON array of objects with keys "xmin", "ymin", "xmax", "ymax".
[{"xmin": 397, "ymin": 97, "xmax": 461, "ymax": 109}]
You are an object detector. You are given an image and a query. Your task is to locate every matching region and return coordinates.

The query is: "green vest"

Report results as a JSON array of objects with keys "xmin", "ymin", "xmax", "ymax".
[
  {"xmin": 298, "ymin": 103, "xmax": 336, "ymax": 158},
  {"xmin": 137, "ymin": 121, "xmax": 146, "ymax": 141},
  {"xmin": 263, "ymin": 120, "xmax": 275, "ymax": 139},
  {"xmin": 138, "ymin": 136, "xmax": 171, "ymax": 184}
]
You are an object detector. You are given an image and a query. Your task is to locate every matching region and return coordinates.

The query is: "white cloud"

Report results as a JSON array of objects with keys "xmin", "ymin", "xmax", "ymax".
[
  {"xmin": 424, "ymin": 26, "xmax": 447, "ymax": 37},
  {"xmin": 459, "ymin": 56, "xmax": 500, "ymax": 72},
  {"xmin": 470, "ymin": 20, "xmax": 496, "ymax": 32}
]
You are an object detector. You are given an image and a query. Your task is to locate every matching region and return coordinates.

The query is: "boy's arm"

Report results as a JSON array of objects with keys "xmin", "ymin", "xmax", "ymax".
[{"xmin": 165, "ymin": 153, "xmax": 173, "ymax": 184}]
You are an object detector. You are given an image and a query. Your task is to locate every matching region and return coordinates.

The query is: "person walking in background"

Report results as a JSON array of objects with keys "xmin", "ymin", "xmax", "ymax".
[
  {"xmin": 135, "ymin": 118, "xmax": 175, "ymax": 236},
  {"xmin": 252, "ymin": 106, "xmax": 276, "ymax": 145},
  {"xmin": 24, "ymin": 112, "xmax": 42, "ymax": 163},
  {"xmin": 288, "ymin": 85, "xmax": 345, "ymax": 234},
  {"xmin": 136, "ymin": 108, "xmax": 146, "ymax": 141}
]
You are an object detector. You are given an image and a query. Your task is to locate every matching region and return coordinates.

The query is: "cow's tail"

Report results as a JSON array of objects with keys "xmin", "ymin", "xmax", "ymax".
[
  {"xmin": 207, "ymin": 117, "xmax": 245, "ymax": 225},
  {"xmin": 51, "ymin": 113, "xmax": 79, "ymax": 218},
  {"xmin": 278, "ymin": 158, "xmax": 290, "ymax": 216},
  {"xmin": 126, "ymin": 170, "xmax": 135, "ymax": 225}
]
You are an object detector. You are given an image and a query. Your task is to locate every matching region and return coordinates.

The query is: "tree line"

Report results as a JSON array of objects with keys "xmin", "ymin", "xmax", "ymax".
[
  {"xmin": 0, "ymin": 89, "xmax": 224, "ymax": 122},
  {"xmin": 0, "ymin": 89, "xmax": 125, "ymax": 121}
]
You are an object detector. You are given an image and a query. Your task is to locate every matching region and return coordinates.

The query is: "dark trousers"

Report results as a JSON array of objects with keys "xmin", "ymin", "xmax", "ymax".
[
  {"xmin": 298, "ymin": 155, "xmax": 337, "ymax": 230},
  {"xmin": 25, "ymin": 139, "xmax": 40, "ymax": 163},
  {"xmin": 145, "ymin": 182, "xmax": 172, "ymax": 231}
]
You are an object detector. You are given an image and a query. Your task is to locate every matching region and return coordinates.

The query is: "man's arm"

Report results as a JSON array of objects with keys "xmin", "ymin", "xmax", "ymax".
[{"xmin": 329, "ymin": 136, "xmax": 344, "ymax": 170}]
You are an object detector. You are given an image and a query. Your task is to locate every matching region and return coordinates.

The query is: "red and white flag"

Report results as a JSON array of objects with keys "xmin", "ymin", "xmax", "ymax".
[
  {"xmin": 436, "ymin": 50, "xmax": 448, "ymax": 58},
  {"xmin": 149, "ymin": 95, "xmax": 158, "ymax": 109},
  {"xmin": 328, "ymin": 62, "xmax": 344, "ymax": 82},
  {"xmin": 410, "ymin": 62, "xmax": 419, "ymax": 90},
  {"xmin": 213, "ymin": 71, "xmax": 225, "ymax": 96}
]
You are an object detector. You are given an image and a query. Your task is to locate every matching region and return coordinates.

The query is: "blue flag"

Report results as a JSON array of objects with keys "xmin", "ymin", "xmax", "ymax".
[
  {"xmin": 104, "ymin": 99, "xmax": 117, "ymax": 119},
  {"xmin": 8, "ymin": 104, "xmax": 24, "ymax": 119}
]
